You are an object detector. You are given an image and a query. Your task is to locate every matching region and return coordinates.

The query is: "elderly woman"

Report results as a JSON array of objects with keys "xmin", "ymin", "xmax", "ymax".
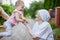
[{"xmin": 24, "ymin": 9, "xmax": 54, "ymax": 40}]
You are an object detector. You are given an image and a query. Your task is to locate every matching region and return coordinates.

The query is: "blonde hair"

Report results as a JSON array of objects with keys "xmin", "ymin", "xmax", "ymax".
[{"xmin": 15, "ymin": 0, "xmax": 24, "ymax": 7}]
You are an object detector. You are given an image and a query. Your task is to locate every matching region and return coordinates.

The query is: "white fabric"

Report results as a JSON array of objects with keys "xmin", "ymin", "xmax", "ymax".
[
  {"xmin": 0, "ymin": 21, "xmax": 12, "ymax": 37},
  {"xmin": 0, "ymin": 22, "xmax": 33, "ymax": 40},
  {"xmin": 32, "ymin": 22, "xmax": 54, "ymax": 40},
  {"xmin": 37, "ymin": 9, "xmax": 50, "ymax": 21}
]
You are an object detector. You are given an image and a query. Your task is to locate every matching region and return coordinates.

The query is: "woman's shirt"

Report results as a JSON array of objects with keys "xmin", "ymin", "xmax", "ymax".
[
  {"xmin": 32, "ymin": 22, "xmax": 54, "ymax": 40},
  {"xmin": 7, "ymin": 9, "xmax": 23, "ymax": 25}
]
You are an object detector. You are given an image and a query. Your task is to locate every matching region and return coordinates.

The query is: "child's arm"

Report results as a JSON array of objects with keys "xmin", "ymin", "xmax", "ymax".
[
  {"xmin": 21, "ymin": 17, "xmax": 28, "ymax": 23},
  {"xmin": 0, "ymin": 7, "xmax": 9, "ymax": 20},
  {"xmin": 14, "ymin": 12, "xmax": 24, "ymax": 22}
]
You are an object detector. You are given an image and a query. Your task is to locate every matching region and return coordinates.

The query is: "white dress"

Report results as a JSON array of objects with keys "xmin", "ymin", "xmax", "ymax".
[{"xmin": 32, "ymin": 22, "xmax": 54, "ymax": 40}]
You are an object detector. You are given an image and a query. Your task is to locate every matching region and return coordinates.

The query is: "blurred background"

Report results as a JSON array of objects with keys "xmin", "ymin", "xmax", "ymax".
[{"xmin": 0, "ymin": 0, "xmax": 60, "ymax": 40}]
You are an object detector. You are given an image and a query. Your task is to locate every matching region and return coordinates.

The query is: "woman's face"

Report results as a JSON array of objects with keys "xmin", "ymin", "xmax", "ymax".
[{"xmin": 35, "ymin": 14, "xmax": 42, "ymax": 22}]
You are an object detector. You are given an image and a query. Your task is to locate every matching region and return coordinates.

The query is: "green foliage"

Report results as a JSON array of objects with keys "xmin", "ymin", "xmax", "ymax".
[
  {"xmin": 53, "ymin": 28, "xmax": 60, "ymax": 36},
  {"xmin": 56, "ymin": 0, "xmax": 60, "ymax": 6},
  {"xmin": 49, "ymin": 22, "xmax": 60, "ymax": 40},
  {"xmin": 23, "ymin": 1, "xmax": 44, "ymax": 18},
  {"xmin": 23, "ymin": 8, "xmax": 30, "ymax": 17},
  {"xmin": 29, "ymin": 1, "xmax": 44, "ymax": 18},
  {"xmin": 0, "ymin": 4, "xmax": 14, "ymax": 25},
  {"xmin": 24, "ymin": 0, "xmax": 60, "ymax": 18},
  {"xmin": 44, "ymin": 0, "xmax": 54, "ymax": 10},
  {"xmin": 0, "ymin": 4, "xmax": 14, "ymax": 16},
  {"xmin": 49, "ymin": 22, "xmax": 55, "ymax": 29},
  {"xmin": 44, "ymin": 0, "xmax": 60, "ymax": 10},
  {"xmin": 53, "ymin": 28, "xmax": 60, "ymax": 40},
  {"xmin": 25, "ymin": 1, "xmax": 43, "ymax": 18},
  {"xmin": 0, "ymin": 17, "xmax": 5, "ymax": 25}
]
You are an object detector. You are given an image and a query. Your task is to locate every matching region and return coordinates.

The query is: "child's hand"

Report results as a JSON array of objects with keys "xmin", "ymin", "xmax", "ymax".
[
  {"xmin": 22, "ymin": 20, "xmax": 29, "ymax": 26},
  {"xmin": 23, "ymin": 19, "xmax": 28, "ymax": 24},
  {"xmin": 20, "ymin": 16, "xmax": 29, "ymax": 24}
]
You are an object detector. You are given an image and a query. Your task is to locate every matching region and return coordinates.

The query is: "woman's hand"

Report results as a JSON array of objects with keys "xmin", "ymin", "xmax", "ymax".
[{"xmin": 0, "ymin": 7, "xmax": 9, "ymax": 20}]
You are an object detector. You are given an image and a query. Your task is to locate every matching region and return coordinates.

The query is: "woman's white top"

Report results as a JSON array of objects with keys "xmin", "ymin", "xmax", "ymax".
[{"xmin": 32, "ymin": 22, "xmax": 54, "ymax": 40}]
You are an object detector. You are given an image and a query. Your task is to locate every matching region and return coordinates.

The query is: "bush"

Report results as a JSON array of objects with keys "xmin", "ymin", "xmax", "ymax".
[
  {"xmin": 53, "ymin": 28, "xmax": 60, "ymax": 40},
  {"xmin": 23, "ymin": 8, "xmax": 30, "ymax": 17},
  {"xmin": 29, "ymin": 1, "xmax": 44, "ymax": 18},
  {"xmin": 0, "ymin": 17, "xmax": 5, "ymax": 25},
  {"xmin": 44, "ymin": 0, "xmax": 60, "ymax": 10},
  {"xmin": 0, "ymin": 4, "xmax": 14, "ymax": 25},
  {"xmin": 49, "ymin": 22, "xmax": 60, "ymax": 40},
  {"xmin": 0, "ymin": 4, "xmax": 14, "ymax": 15},
  {"xmin": 53, "ymin": 28, "xmax": 60, "ymax": 36},
  {"xmin": 49, "ymin": 22, "xmax": 55, "ymax": 29}
]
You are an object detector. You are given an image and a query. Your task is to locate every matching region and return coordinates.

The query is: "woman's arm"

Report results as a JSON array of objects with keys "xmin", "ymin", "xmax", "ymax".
[
  {"xmin": 1, "ymin": 11, "xmax": 9, "ymax": 20},
  {"xmin": 0, "ymin": 7, "xmax": 9, "ymax": 20}
]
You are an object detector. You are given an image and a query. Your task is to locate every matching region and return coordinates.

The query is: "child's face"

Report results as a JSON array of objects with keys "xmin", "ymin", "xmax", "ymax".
[
  {"xmin": 35, "ymin": 14, "xmax": 42, "ymax": 22},
  {"xmin": 16, "ymin": 5, "xmax": 24, "ymax": 11}
]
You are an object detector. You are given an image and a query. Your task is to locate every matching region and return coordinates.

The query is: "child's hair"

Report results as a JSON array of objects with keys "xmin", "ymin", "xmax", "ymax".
[{"xmin": 15, "ymin": 0, "xmax": 24, "ymax": 7}]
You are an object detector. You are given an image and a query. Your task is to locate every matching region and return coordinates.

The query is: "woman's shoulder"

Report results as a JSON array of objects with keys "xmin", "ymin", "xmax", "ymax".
[
  {"xmin": 43, "ymin": 22, "xmax": 50, "ymax": 25},
  {"xmin": 34, "ymin": 22, "xmax": 50, "ymax": 25},
  {"xmin": 41, "ymin": 22, "xmax": 51, "ymax": 27}
]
